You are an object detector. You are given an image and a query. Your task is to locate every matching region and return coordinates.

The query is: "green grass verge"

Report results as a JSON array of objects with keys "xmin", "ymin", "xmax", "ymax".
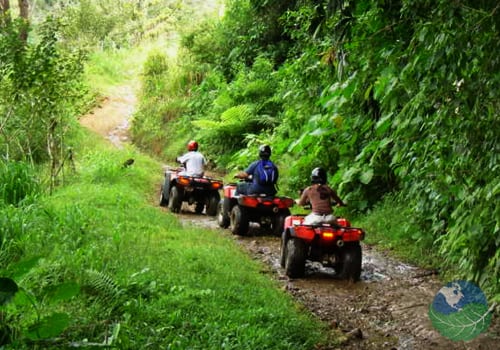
[
  {"xmin": 354, "ymin": 194, "xmax": 440, "ymax": 269},
  {"xmin": 0, "ymin": 130, "xmax": 337, "ymax": 349}
]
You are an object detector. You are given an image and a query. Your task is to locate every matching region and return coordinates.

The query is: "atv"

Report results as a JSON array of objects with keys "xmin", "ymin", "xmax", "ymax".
[
  {"xmin": 159, "ymin": 167, "xmax": 223, "ymax": 216},
  {"xmin": 280, "ymin": 215, "xmax": 365, "ymax": 281},
  {"xmin": 216, "ymin": 181, "xmax": 294, "ymax": 236}
]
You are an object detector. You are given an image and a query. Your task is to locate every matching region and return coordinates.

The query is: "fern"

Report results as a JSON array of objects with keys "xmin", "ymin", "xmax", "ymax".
[
  {"xmin": 220, "ymin": 104, "xmax": 254, "ymax": 127},
  {"xmin": 82, "ymin": 270, "xmax": 122, "ymax": 306},
  {"xmin": 191, "ymin": 119, "xmax": 221, "ymax": 129},
  {"xmin": 192, "ymin": 104, "xmax": 257, "ymax": 135}
]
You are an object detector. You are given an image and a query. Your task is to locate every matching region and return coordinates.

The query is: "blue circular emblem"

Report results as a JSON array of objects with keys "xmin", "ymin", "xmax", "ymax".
[{"xmin": 429, "ymin": 280, "xmax": 492, "ymax": 341}]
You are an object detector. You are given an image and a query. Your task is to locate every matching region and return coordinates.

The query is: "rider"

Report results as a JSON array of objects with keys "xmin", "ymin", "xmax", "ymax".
[
  {"xmin": 161, "ymin": 140, "xmax": 206, "ymax": 205},
  {"xmin": 296, "ymin": 167, "xmax": 345, "ymax": 225},
  {"xmin": 235, "ymin": 144, "xmax": 278, "ymax": 196},
  {"xmin": 176, "ymin": 140, "xmax": 206, "ymax": 177}
]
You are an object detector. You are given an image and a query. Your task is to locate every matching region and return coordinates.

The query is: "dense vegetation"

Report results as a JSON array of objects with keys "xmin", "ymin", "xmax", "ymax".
[
  {"xmin": 1, "ymin": 1, "xmax": 335, "ymax": 348},
  {"xmin": 131, "ymin": 0, "xmax": 499, "ymax": 302},
  {"xmin": 1, "ymin": 0, "xmax": 498, "ymax": 347}
]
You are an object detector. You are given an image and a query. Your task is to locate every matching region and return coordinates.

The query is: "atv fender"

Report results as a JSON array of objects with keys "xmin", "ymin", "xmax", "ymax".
[{"xmin": 286, "ymin": 226, "xmax": 297, "ymax": 238}]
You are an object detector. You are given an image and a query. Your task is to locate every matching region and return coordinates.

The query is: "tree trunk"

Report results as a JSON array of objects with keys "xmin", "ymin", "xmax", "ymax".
[
  {"xmin": 18, "ymin": 0, "xmax": 28, "ymax": 41},
  {"xmin": 0, "ymin": 0, "xmax": 11, "ymax": 26},
  {"xmin": 18, "ymin": 0, "xmax": 27, "ymax": 18},
  {"xmin": 0, "ymin": 0, "xmax": 10, "ymax": 13}
]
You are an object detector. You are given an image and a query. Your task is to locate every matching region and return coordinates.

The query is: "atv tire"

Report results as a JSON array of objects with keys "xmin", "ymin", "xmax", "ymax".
[
  {"xmin": 280, "ymin": 233, "xmax": 288, "ymax": 268},
  {"xmin": 338, "ymin": 243, "xmax": 362, "ymax": 282},
  {"xmin": 272, "ymin": 210, "xmax": 290, "ymax": 236},
  {"xmin": 159, "ymin": 186, "xmax": 168, "ymax": 207},
  {"xmin": 230, "ymin": 205, "xmax": 249, "ymax": 236},
  {"xmin": 168, "ymin": 186, "xmax": 182, "ymax": 213},
  {"xmin": 206, "ymin": 192, "xmax": 220, "ymax": 216},
  {"xmin": 160, "ymin": 174, "xmax": 171, "ymax": 207},
  {"xmin": 284, "ymin": 238, "xmax": 306, "ymax": 278},
  {"xmin": 216, "ymin": 199, "xmax": 230, "ymax": 228}
]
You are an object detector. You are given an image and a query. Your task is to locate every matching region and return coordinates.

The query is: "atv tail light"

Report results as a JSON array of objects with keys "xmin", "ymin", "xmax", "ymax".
[
  {"xmin": 295, "ymin": 226, "xmax": 315, "ymax": 241},
  {"xmin": 321, "ymin": 232, "xmax": 334, "ymax": 240},
  {"xmin": 178, "ymin": 177, "xmax": 191, "ymax": 186},
  {"xmin": 343, "ymin": 229, "xmax": 364, "ymax": 241},
  {"xmin": 240, "ymin": 196, "xmax": 259, "ymax": 207},
  {"xmin": 211, "ymin": 182, "xmax": 222, "ymax": 190}
]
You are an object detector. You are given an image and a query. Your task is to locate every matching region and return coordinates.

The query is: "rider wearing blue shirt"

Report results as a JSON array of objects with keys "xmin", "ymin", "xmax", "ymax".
[{"xmin": 235, "ymin": 145, "xmax": 278, "ymax": 196}]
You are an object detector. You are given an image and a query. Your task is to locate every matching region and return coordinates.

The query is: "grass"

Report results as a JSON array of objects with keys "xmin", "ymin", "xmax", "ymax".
[
  {"xmin": 84, "ymin": 39, "xmax": 171, "ymax": 97},
  {"xmin": 354, "ymin": 194, "xmax": 440, "ymax": 269},
  {"xmin": 0, "ymin": 130, "xmax": 337, "ymax": 349}
]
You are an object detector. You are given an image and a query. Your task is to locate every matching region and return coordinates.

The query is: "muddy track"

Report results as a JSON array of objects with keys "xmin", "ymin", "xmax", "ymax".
[
  {"xmin": 174, "ymin": 209, "xmax": 499, "ymax": 350},
  {"xmin": 82, "ymin": 90, "xmax": 499, "ymax": 350}
]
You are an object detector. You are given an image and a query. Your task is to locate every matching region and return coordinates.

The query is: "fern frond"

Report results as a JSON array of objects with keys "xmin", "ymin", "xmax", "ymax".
[
  {"xmin": 254, "ymin": 114, "xmax": 277, "ymax": 127},
  {"xmin": 220, "ymin": 104, "xmax": 254, "ymax": 124},
  {"xmin": 191, "ymin": 120, "xmax": 221, "ymax": 129},
  {"xmin": 83, "ymin": 269, "xmax": 123, "ymax": 305}
]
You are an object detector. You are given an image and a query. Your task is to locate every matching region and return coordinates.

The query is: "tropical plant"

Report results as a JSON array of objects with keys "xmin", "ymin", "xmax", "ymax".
[{"xmin": 0, "ymin": 17, "xmax": 86, "ymax": 189}]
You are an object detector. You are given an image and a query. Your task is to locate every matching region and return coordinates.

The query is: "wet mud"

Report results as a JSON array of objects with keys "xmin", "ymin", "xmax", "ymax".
[{"xmin": 177, "ymin": 209, "xmax": 500, "ymax": 350}]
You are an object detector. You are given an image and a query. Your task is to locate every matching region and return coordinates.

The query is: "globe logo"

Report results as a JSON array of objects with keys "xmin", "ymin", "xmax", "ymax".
[{"xmin": 429, "ymin": 280, "xmax": 493, "ymax": 341}]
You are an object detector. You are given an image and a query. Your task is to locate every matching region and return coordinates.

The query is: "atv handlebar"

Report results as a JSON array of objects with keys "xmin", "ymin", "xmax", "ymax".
[{"xmin": 234, "ymin": 174, "xmax": 253, "ymax": 182}]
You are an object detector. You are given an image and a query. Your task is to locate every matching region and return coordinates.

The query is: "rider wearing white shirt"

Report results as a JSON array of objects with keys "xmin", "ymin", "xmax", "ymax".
[{"xmin": 176, "ymin": 140, "xmax": 206, "ymax": 176}]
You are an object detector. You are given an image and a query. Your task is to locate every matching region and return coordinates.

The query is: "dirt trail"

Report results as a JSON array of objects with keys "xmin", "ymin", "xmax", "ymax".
[
  {"xmin": 81, "ymin": 89, "xmax": 499, "ymax": 350},
  {"xmin": 79, "ymin": 86, "xmax": 136, "ymax": 149}
]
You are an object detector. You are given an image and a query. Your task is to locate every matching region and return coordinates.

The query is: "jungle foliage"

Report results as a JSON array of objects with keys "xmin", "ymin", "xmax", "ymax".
[
  {"xmin": 1, "ymin": 2, "xmax": 333, "ymax": 348},
  {"xmin": 131, "ymin": 0, "xmax": 499, "ymax": 301},
  {"xmin": 0, "ymin": 16, "xmax": 86, "ymax": 189}
]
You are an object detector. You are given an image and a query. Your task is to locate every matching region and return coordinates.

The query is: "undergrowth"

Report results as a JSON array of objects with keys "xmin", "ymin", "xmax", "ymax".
[{"xmin": 355, "ymin": 194, "xmax": 440, "ymax": 269}]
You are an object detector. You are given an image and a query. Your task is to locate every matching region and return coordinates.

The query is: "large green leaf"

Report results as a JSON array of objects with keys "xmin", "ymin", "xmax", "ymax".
[
  {"xmin": 359, "ymin": 168, "xmax": 374, "ymax": 185},
  {"xmin": 8, "ymin": 256, "xmax": 41, "ymax": 279},
  {"xmin": 25, "ymin": 313, "xmax": 70, "ymax": 340},
  {"xmin": 43, "ymin": 282, "xmax": 80, "ymax": 304}
]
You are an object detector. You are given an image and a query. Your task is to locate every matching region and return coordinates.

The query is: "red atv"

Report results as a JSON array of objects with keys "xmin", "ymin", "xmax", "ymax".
[
  {"xmin": 280, "ymin": 215, "xmax": 365, "ymax": 281},
  {"xmin": 216, "ymin": 182, "xmax": 295, "ymax": 236},
  {"xmin": 159, "ymin": 167, "xmax": 223, "ymax": 216}
]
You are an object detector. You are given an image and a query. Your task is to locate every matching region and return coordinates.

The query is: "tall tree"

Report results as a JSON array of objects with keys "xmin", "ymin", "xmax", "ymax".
[
  {"xmin": 0, "ymin": 0, "xmax": 29, "ymax": 39},
  {"xmin": 18, "ymin": 0, "xmax": 28, "ymax": 40}
]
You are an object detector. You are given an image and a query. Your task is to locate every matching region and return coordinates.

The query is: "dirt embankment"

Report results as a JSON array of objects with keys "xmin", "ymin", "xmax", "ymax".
[{"xmin": 81, "ymin": 90, "xmax": 499, "ymax": 350}]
